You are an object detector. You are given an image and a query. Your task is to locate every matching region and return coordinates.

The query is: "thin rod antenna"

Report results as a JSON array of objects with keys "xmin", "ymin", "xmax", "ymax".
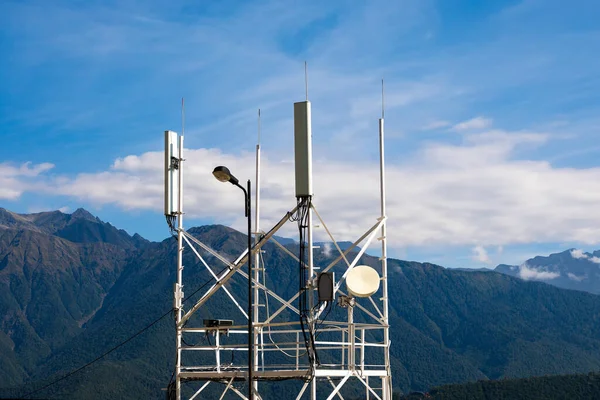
[
  {"xmin": 381, "ymin": 79, "xmax": 385, "ymax": 119},
  {"xmin": 253, "ymin": 107, "xmax": 261, "ymax": 395},
  {"xmin": 378, "ymin": 88, "xmax": 392, "ymax": 397},
  {"xmin": 181, "ymin": 98, "xmax": 185, "ymax": 136},
  {"xmin": 304, "ymin": 61, "xmax": 308, "ymax": 101}
]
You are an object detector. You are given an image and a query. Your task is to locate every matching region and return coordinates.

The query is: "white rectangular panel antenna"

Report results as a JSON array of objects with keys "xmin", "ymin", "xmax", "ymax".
[
  {"xmin": 294, "ymin": 101, "xmax": 313, "ymax": 197},
  {"xmin": 164, "ymin": 130, "xmax": 180, "ymax": 215}
]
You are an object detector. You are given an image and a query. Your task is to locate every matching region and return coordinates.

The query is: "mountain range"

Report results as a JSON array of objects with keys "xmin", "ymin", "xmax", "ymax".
[
  {"xmin": 2, "ymin": 208, "xmax": 600, "ymax": 399},
  {"xmin": 495, "ymin": 249, "xmax": 600, "ymax": 294},
  {"xmin": 0, "ymin": 208, "xmax": 148, "ymax": 386}
]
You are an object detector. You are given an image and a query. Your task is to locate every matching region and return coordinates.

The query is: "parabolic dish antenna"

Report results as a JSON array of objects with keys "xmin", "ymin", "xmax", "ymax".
[{"xmin": 346, "ymin": 265, "xmax": 380, "ymax": 298}]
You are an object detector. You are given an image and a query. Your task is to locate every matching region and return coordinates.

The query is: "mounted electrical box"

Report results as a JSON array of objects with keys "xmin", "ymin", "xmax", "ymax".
[
  {"xmin": 203, "ymin": 319, "xmax": 234, "ymax": 328},
  {"xmin": 318, "ymin": 272, "xmax": 334, "ymax": 302},
  {"xmin": 294, "ymin": 101, "xmax": 313, "ymax": 197},
  {"xmin": 203, "ymin": 319, "xmax": 234, "ymax": 335}
]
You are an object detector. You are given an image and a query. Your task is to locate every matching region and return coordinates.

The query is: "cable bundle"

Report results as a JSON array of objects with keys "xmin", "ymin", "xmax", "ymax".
[{"xmin": 293, "ymin": 197, "xmax": 320, "ymax": 371}]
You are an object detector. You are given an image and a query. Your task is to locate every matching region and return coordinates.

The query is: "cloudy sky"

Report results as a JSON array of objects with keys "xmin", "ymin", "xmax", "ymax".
[{"xmin": 1, "ymin": 0, "xmax": 600, "ymax": 268}]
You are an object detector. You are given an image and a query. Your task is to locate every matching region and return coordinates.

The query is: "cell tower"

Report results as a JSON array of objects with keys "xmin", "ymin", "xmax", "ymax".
[{"xmin": 164, "ymin": 81, "xmax": 392, "ymax": 399}]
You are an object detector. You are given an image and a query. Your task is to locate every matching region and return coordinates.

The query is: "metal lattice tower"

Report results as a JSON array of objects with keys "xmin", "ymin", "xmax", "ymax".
[{"xmin": 164, "ymin": 88, "xmax": 392, "ymax": 400}]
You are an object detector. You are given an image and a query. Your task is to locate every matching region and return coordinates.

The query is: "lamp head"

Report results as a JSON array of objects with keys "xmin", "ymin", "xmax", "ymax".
[{"xmin": 212, "ymin": 166, "xmax": 239, "ymax": 185}]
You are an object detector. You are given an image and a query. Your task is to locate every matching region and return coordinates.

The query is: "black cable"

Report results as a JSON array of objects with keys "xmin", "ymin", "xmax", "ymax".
[
  {"xmin": 182, "ymin": 335, "xmax": 208, "ymax": 347},
  {"xmin": 22, "ymin": 308, "xmax": 175, "ymax": 399},
  {"xmin": 165, "ymin": 215, "xmax": 178, "ymax": 238},
  {"xmin": 314, "ymin": 302, "xmax": 333, "ymax": 340},
  {"xmin": 182, "ymin": 265, "xmax": 229, "ymax": 305},
  {"xmin": 295, "ymin": 196, "xmax": 321, "ymax": 373},
  {"xmin": 305, "ymin": 199, "xmax": 319, "ymax": 366},
  {"xmin": 297, "ymin": 198, "xmax": 310, "ymax": 365},
  {"xmin": 22, "ymin": 271, "xmax": 220, "ymax": 399},
  {"xmin": 167, "ymin": 310, "xmax": 180, "ymax": 389}
]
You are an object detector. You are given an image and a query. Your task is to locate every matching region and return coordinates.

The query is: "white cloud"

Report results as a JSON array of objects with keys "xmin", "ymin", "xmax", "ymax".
[
  {"xmin": 518, "ymin": 263, "xmax": 560, "ymax": 281},
  {"xmin": 471, "ymin": 245, "xmax": 491, "ymax": 264},
  {"xmin": 14, "ymin": 123, "xmax": 590, "ymax": 249},
  {"xmin": 452, "ymin": 116, "xmax": 493, "ymax": 132},
  {"xmin": 17, "ymin": 162, "xmax": 54, "ymax": 177},
  {"xmin": 28, "ymin": 205, "xmax": 71, "ymax": 214},
  {"xmin": 421, "ymin": 120, "xmax": 451, "ymax": 130},
  {"xmin": 0, "ymin": 162, "xmax": 54, "ymax": 200},
  {"xmin": 322, "ymin": 242, "xmax": 333, "ymax": 258},
  {"xmin": 571, "ymin": 249, "xmax": 587, "ymax": 259},
  {"xmin": 570, "ymin": 249, "xmax": 600, "ymax": 264},
  {"xmin": 567, "ymin": 272, "xmax": 585, "ymax": 282}
]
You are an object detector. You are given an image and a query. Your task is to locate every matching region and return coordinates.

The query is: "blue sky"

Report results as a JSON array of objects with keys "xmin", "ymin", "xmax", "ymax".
[{"xmin": 1, "ymin": 0, "xmax": 600, "ymax": 269}]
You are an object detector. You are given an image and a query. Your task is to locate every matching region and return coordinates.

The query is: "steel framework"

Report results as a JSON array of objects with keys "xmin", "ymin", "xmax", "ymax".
[{"xmin": 165, "ymin": 94, "xmax": 392, "ymax": 400}]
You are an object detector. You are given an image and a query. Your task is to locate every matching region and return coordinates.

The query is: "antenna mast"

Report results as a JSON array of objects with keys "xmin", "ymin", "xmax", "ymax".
[
  {"xmin": 379, "ymin": 78, "xmax": 392, "ymax": 397},
  {"xmin": 163, "ymin": 98, "xmax": 185, "ymax": 400},
  {"xmin": 253, "ymin": 108, "xmax": 262, "ymax": 397}
]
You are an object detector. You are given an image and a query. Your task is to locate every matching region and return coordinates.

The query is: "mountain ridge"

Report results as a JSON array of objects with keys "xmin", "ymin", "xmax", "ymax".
[
  {"xmin": 0, "ymin": 208, "xmax": 150, "ymax": 386},
  {"xmin": 495, "ymin": 248, "xmax": 600, "ymax": 294},
  {"xmin": 3, "ymin": 208, "xmax": 600, "ymax": 398}
]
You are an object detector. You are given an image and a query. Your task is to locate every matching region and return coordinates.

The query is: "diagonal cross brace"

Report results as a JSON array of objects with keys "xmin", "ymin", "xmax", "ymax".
[
  {"xmin": 312, "ymin": 217, "xmax": 385, "ymax": 323},
  {"xmin": 326, "ymin": 373, "xmax": 352, "ymax": 400},
  {"xmin": 312, "ymin": 206, "xmax": 385, "ymax": 319},
  {"xmin": 332, "ymin": 217, "xmax": 385, "ymax": 293},
  {"xmin": 178, "ymin": 206, "xmax": 297, "ymax": 328},
  {"xmin": 263, "ymin": 217, "xmax": 385, "ymax": 325},
  {"xmin": 180, "ymin": 230, "xmax": 300, "ymax": 322},
  {"xmin": 182, "ymin": 234, "xmax": 248, "ymax": 319},
  {"xmin": 355, "ymin": 373, "xmax": 383, "ymax": 400}
]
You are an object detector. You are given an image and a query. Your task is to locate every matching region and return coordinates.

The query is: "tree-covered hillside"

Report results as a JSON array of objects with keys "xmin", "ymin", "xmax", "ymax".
[
  {"xmin": 399, "ymin": 371, "xmax": 600, "ymax": 399},
  {"xmin": 4, "ymin": 209, "xmax": 600, "ymax": 398}
]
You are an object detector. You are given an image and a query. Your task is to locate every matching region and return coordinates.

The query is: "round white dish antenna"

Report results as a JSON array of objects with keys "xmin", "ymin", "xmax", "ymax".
[{"xmin": 346, "ymin": 265, "xmax": 380, "ymax": 298}]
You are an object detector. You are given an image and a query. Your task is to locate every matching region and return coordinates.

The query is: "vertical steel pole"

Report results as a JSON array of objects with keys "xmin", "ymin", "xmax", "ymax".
[
  {"xmin": 216, "ymin": 330, "xmax": 221, "ymax": 373},
  {"xmin": 254, "ymin": 134, "xmax": 261, "ymax": 395},
  {"xmin": 379, "ymin": 115, "xmax": 392, "ymax": 399},
  {"xmin": 341, "ymin": 330, "xmax": 345, "ymax": 368},
  {"xmin": 348, "ymin": 305, "xmax": 355, "ymax": 370},
  {"xmin": 361, "ymin": 328, "xmax": 365, "ymax": 374},
  {"xmin": 306, "ymin": 204, "xmax": 317, "ymax": 400},
  {"xmin": 247, "ymin": 179, "xmax": 254, "ymax": 400},
  {"xmin": 296, "ymin": 332, "xmax": 300, "ymax": 370},
  {"xmin": 308, "ymin": 203, "xmax": 316, "ymax": 400},
  {"xmin": 175, "ymin": 135, "xmax": 184, "ymax": 400}
]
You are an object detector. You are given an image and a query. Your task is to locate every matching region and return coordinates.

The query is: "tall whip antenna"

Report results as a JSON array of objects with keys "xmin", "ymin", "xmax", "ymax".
[
  {"xmin": 181, "ymin": 97, "xmax": 185, "ymax": 135},
  {"xmin": 305, "ymin": 61, "xmax": 309, "ymax": 101},
  {"xmin": 381, "ymin": 79, "xmax": 385, "ymax": 119},
  {"xmin": 258, "ymin": 109, "xmax": 261, "ymax": 144}
]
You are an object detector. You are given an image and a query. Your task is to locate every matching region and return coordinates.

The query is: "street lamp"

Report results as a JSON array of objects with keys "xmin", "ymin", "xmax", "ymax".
[{"xmin": 212, "ymin": 165, "xmax": 254, "ymax": 400}]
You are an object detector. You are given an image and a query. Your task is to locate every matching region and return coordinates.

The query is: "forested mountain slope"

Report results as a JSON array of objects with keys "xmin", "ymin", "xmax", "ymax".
[{"xmin": 2, "ymin": 209, "xmax": 600, "ymax": 398}]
